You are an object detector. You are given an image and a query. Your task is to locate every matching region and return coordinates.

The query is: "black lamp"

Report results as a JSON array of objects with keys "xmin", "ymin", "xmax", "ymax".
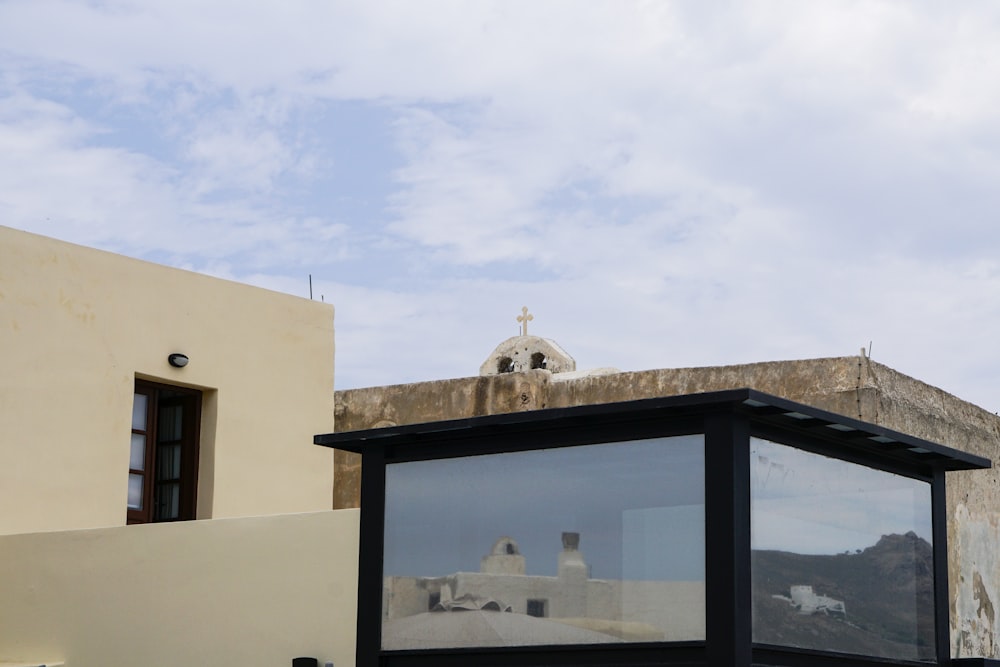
[{"xmin": 167, "ymin": 353, "xmax": 189, "ymax": 368}]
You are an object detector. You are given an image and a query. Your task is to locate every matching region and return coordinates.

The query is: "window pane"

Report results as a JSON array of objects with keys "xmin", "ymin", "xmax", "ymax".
[
  {"xmin": 132, "ymin": 393, "xmax": 147, "ymax": 430},
  {"xmin": 156, "ymin": 482, "xmax": 180, "ymax": 520},
  {"xmin": 157, "ymin": 443, "xmax": 181, "ymax": 480},
  {"xmin": 382, "ymin": 435, "xmax": 705, "ymax": 650},
  {"xmin": 130, "ymin": 434, "xmax": 145, "ymax": 470},
  {"xmin": 158, "ymin": 404, "xmax": 183, "ymax": 441},
  {"xmin": 750, "ymin": 438, "xmax": 934, "ymax": 661},
  {"xmin": 127, "ymin": 473, "xmax": 143, "ymax": 510}
]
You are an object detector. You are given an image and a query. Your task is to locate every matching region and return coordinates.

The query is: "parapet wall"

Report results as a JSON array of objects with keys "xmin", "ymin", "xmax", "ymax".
[{"xmin": 0, "ymin": 510, "xmax": 359, "ymax": 667}]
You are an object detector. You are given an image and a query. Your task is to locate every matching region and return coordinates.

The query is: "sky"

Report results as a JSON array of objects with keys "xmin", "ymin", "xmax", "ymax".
[
  {"xmin": 750, "ymin": 437, "xmax": 931, "ymax": 555},
  {"xmin": 384, "ymin": 435, "xmax": 705, "ymax": 580},
  {"xmin": 382, "ymin": 435, "xmax": 928, "ymax": 581},
  {"xmin": 3, "ymin": 2, "xmax": 1000, "ymax": 406}
]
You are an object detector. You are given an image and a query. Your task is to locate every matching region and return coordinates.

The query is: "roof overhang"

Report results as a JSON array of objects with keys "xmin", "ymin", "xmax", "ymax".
[{"xmin": 315, "ymin": 388, "xmax": 990, "ymax": 473}]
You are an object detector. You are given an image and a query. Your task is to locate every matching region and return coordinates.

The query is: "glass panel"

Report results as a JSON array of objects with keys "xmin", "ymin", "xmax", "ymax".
[
  {"xmin": 127, "ymin": 473, "xmax": 143, "ymax": 510},
  {"xmin": 157, "ymin": 444, "xmax": 181, "ymax": 480},
  {"xmin": 158, "ymin": 404, "xmax": 183, "ymax": 441},
  {"xmin": 131, "ymin": 393, "xmax": 147, "ymax": 430},
  {"xmin": 750, "ymin": 438, "xmax": 934, "ymax": 661},
  {"xmin": 156, "ymin": 482, "xmax": 180, "ymax": 520},
  {"xmin": 382, "ymin": 435, "xmax": 705, "ymax": 650},
  {"xmin": 129, "ymin": 434, "xmax": 145, "ymax": 470}
]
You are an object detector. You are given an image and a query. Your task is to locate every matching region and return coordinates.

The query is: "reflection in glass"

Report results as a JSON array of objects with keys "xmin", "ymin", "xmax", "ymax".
[
  {"xmin": 156, "ymin": 482, "xmax": 180, "ymax": 520},
  {"xmin": 129, "ymin": 434, "xmax": 145, "ymax": 470},
  {"xmin": 158, "ymin": 404, "xmax": 183, "ymax": 441},
  {"xmin": 750, "ymin": 438, "xmax": 934, "ymax": 661},
  {"xmin": 127, "ymin": 473, "xmax": 143, "ymax": 510},
  {"xmin": 382, "ymin": 435, "xmax": 705, "ymax": 650},
  {"xmin": 157, "ymin": 443, "xmax": 181, "ymax": 480},
  {"xmin": 132, "ymin": 393, "xmax": 147, "ymax": 430}
]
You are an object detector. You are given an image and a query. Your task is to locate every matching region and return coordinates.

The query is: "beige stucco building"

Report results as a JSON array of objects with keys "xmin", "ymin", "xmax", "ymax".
[
  {"xmin": 0, "ymin": 226, "xmax": 357, "ymax": 666},
  {"xmin": 1, "ymin": 226, "xmax": 337, "ymax": 534}
]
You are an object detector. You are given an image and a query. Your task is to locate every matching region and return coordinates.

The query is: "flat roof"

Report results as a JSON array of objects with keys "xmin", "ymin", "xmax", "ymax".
[{"xmin": 315, "ymin": 388, "xmax": 990, "ymax": 472}]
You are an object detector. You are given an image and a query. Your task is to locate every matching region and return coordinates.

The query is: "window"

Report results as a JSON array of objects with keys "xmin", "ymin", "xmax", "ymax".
[
  {"xmin": 127, "ymin": 380, "xmax": 201, "ymax": 524},
  {"xmin": 750, "ymin": 438, "xmax": 934, "ymax": 661},
  {"xmin": 381, "ymin": 435, "xmax": 705, "ymax": 650},
  {"xmin": 526, "ymin": 599, "xmax": 547, "ymax": 618}
]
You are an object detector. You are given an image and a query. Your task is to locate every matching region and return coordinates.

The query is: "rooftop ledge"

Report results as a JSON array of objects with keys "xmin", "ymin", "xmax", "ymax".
[{"xmin": 317, "ymin": 387, "xmax": 991, "ymax": 473}]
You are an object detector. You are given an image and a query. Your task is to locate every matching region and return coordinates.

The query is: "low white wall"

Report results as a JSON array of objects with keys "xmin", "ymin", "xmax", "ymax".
[{"xmin": 0, "ymin": 510, "xmax": 359, "ymax": 667}]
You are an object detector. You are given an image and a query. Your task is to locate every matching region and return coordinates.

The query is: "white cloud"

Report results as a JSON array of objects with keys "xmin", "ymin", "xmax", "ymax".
[
  {"xmin": 0, "ymin": 92, "xmax": 182, "ymax": 244},
  {"xmin": 0, "ymin": 89, "xmax": 348, "ymax": 274},
  {"xmin": 751, "ymin": 438, "xmax": 932, "ymax": 554},
  {"xmin": 2, "ymin": 0, "xmax": 1000, "ymax": 413}
]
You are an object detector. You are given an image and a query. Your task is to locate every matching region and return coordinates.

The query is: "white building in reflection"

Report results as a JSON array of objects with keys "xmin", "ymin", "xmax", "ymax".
[
  {"xmin": 383, "ymin": 532, "xmax": 705, "ymax": 643},
  {"xmin": 771, "ymin": 586, "xmax": 846, "ymax": 617}
]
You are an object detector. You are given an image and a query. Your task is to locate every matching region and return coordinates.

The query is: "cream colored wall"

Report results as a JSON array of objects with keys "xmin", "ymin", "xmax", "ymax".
[
  {"xmin": 0, "ymin": 226, "xmax": 335, "ymax": 535},
  {"xmin": 0, "ymin": 510, "xmax": 359, "ymax": 667}
]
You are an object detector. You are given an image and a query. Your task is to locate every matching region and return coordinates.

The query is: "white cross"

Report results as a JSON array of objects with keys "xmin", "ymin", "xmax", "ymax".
[{"xmin": 517, "ymin": 306, "xmax": 534, "ymax": 336}]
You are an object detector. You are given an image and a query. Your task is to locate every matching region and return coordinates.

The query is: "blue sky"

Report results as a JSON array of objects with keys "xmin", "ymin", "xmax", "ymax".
[{"xmin": 4, "ymin": 2, "xmax": 1000, "ymax": 408}]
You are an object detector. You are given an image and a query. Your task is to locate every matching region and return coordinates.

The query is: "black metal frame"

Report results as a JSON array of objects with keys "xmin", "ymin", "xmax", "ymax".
[{"xmin": 315, "ymin": 389, "xmax": 990, "ymax": 667}]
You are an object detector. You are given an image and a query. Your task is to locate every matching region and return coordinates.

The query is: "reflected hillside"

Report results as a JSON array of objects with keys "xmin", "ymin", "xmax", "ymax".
[{"xmin": 752, "ymin": 532, "xmax": 934, "ymax": 661}]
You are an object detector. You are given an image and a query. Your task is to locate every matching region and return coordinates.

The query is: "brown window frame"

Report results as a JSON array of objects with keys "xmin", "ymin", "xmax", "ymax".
[{"xmin": 127, "ymin": 379, "xmax": 201, "ymax": 525}]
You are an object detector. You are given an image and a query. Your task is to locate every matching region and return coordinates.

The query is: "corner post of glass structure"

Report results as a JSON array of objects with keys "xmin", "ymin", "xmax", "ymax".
[
  {"xmin": 704, "ymin": 410, "xmax": 752, "ymax": 667},
  {"xmin": 932, "ymin": 469, "xmax": 950, "ymax": 666},
  {"xmin": 356, "ymin": 445, "xmax": 385, "ymax": 667}
]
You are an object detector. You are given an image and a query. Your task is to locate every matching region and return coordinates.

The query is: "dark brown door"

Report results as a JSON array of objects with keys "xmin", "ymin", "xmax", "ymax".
[{"xmin": 127, "ymin": 380, "xmax": 200, "ymax": 524}]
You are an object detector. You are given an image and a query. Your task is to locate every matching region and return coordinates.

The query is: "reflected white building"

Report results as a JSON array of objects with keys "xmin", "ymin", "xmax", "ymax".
[
  {"xmin": 772, "ymin": 586, "xmax": 847, "ymax": 617},
  {"xmin": 383, "ymin": 532, "xmax": 705, "ymax": 644}
]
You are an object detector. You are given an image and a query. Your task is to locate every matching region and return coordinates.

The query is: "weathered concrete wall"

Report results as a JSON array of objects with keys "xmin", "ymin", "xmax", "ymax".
[
  {"xmin": 335, "ymin": 357, "xmax": 875, "ymax": 435},
  {"xmin": 333, "ymin": 371, "xmax": 557, "ymax": 509},
  {"xmin": 333, "ymin": 355, "xmax": 1000, "ymax": 658}
]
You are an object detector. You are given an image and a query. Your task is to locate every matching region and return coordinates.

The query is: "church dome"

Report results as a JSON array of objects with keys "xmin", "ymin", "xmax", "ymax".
[{"xmin": 479, "ymin": 307, "xmax": 576, "ymax": 376}]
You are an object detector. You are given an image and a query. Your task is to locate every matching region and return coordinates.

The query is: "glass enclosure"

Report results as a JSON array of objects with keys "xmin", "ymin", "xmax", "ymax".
[
  {"xmin": 382, "ymin": 435, "xmax": 706, "ymax": 650},
  {"xmin": 750, "ymin": 438, "xmax": 934, "ymax": 661},
  {"xmin": 316, "ymin": 389, "xmax": 991, "ymax": 666}
]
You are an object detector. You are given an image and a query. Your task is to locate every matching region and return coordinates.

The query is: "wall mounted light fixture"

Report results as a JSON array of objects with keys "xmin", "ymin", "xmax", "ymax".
[{"xmin": 168, "ymin": 353, "xmax": 189, "ymax": 368}]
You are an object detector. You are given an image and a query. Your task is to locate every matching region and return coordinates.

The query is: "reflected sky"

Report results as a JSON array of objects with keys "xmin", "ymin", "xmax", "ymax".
[
  {"xmin": 384, "ymin": 435, "xmax": 705, "ymax": 581},
  {"xmin": 750, "ymin": 438, "xmax": 932, "ymax": 555}
]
